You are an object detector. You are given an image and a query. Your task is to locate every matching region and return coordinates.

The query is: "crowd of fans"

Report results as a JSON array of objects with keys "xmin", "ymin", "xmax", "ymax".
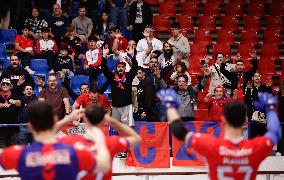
[{"xmin": 0, "ymin": 0, "xmax": 283, "ymax": 155}]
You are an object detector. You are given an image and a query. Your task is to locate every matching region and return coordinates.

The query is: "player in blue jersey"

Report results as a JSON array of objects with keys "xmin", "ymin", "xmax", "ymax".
[{"xmin": 0, "ymin": 101, "xmax": 110, "ymax": 180}]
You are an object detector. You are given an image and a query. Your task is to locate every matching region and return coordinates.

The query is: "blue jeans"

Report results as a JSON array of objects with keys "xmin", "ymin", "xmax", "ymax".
[
  {"xmin": 110, "ymin": 7, "xmax": 127, "ymax": 29},
  {"xmin": 18, "ymin": 126, "xmax": 33, "ymax": 145}
]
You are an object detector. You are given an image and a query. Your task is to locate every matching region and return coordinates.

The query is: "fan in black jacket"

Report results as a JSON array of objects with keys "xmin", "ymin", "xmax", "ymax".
[
  {"xmin": 220, "ymin": 57, "xmax": 258, "ymax": 100},
  {"xmin": 101, "ymin": 49, "xmax": 138, "ymax": 126},
  {"xmin": 128, "ymin": 0, "xmax": 153, "ymax": 42}
]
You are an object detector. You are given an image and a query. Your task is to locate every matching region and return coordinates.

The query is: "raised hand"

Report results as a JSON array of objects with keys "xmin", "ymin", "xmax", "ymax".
[{"xmin": 156, "ymin": 89, "xmax": 180, "ymax": 109}]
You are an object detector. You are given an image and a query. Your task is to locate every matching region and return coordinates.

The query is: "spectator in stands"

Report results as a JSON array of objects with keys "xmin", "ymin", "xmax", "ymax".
[
  {"xmin": 35, "ymin": 27, "xmax": 58, "ymax": 71},
  {"xmin": 170, "ymin": 61, "xmax": 191, "ymax": 85},
  {"xmin": 143, "ymin": 56, "xmax": 179, "ymax": 121},
  {"xmin": 72, "ymin": 86, "xmax": 110, "ymax": 113},
  {"xmin": 1, "ymin": 54, "xmax": 35, "ymax": 94},
  {"xmin": 117, "ymin": 40, "xmax": 137, "ymax": 72},
  {"xmin": 204, "ymin": 85, "xmax": 234, "ymax": 122},
  {"xmin": 108, "ymin": 0, "xmax": 128, "ymax": 29},
  {"xmin": 80, "ymin": 0, "xmax": 99, "ymax": 27},
  {"xmin": 34, "ymin": 0, "xmax": 57, "ymax": 19},
  {"xmin": 14, "ymin": 26, "xmax": 35, "ymax": 74},
  {"xmin": 128, "ymin": 0, "xmax": 153, "ymax": 42},
  {"xmin": 0, "ymin": 0, "xmax": 10, "ymax": 29},
  {"xmin": 96, "ymin": 11, "xmax": 113, "ymax": 41},
  {"xmin": 136, "ymin": 26, "xmax": 163, "ymax": 67},
  {"xmin": 174, "ymin": 75, "xmax": 199, "ymax": 121},
  {"xmin": 84, "ymin": 37, "xmax": 103, "ymax": 85},
  {"xmin": 245, "ymin": 72, "xmax": 272, "ymax": 138},
  {"xmin": 221, "ymin": 52, "xmax": 258, "ymax": 101},
  {"xmin": 38, "ymin": 74, "xmax": 70, "ymax": 119},
  {"xmin": 203, "ymin": 53, "xmax": 231, "ymax": 94},
  {"xmin": 168, "ymin": 22, "xmax": 189, "ymax": 67},
  {"xmin": 158, "ymin": 42, "xmax": 175, "ymax": 68},
  {"xmin": 54, "ymin": 45, "xmax": 74, "ymax": 84},
  {"xmin": 136, "ymin": 66, "xmax": 155, "ymax": 121},
  {"xmin": 61, "ymin": 24, "xmax": 84, "ymax": 60},
  {"xmin": 64, "ymin": 82, "xmax": 90, "ymax": 102},
  {"xmin": 110, "ymin": 26, "xmax": 128, "ymax": 53},
  {"xmin": 24, "ymin": 7, "xmax": 49, "ymax": 39},
  {"xmin": 102, "ymin": 48, "xmax": 138, "ymax": 126},
  {"xmin": 48, "ymin": 3, "xmax": 70, "ymax": 47},
  {"xmin": 18, "ymin": 85, "xmax": 37, "ymax": 144},
  {"xmin": 0, "ymin": 78, "xmax": 21, "ymax": 147},
  {"xmin": 71, "ymin": 5, "xmax": 93, "ymax": 42}
]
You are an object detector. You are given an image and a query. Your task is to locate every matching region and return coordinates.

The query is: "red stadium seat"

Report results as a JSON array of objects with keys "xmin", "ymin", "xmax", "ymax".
[
  {"xmin": 240, "ymin": 30, "xmax": 259, "ymax": 44},
  {"xmin": 159, "ymin": 2, "xmax": 176, "ymax": 17},
  {"xmin": 164, "ymin": 0, "xmax": 181, "ymax": 4},
  {"xmin": 225, "ymin": 2, "xmax": 244, "ymax": 16},
  {"xmin": 195, "ymin": 109, "xmax": 209, "ymax": 121},
  {"xmin": 270, "ymin": 2, "xmax": 284, "ymax": 16},
  {"xmin": 190, "ymin": 44, "xmax": 208, "ymax": 58},
  {"xmin": 176, "ymin": 15, "xmax": 194, "ymax": 31},
  {"xmin": 197, "ymin": 91, "xmax": 209, "ymax": 109},
  {"xmin": 258, "ymin": 57, "xmax": 276, "ymax": 75},
  {"xmin": 263, "ymin": 30, "xmax": 281, "ymax": 44},
  {"xmin": 188, "ymin": 61, "xmax": 203, "ymax": 76},
  {"xmin": 248, "ymin": 2, "xmax": 265, "ymax": 16},
  {"xmin": 206, "ymin": 0, "xmax": 224, "ymax": 4},
  {"xmin": 217, "ymin": 30, "xmax": 235, "ymax": 44},
  {"xmin": 194, "ymin": 29, "xmax": 212, "ymax": 44},
  {"xmin": 260, "ymin": 74, "xmax": 273, "ymax": 85},
  {"xmin": 181, "ymin": 2, "xmax": 199, "ymax": 16},
  {"xmin": 198, "ymin": 16, "xmax": 216, "ymax": 30},
  {"xmin": 266, "ymin": 16, "xmax": 283, "ymax": 30},
  {"xmin": 203, "ymin": 2, "xmax": 221, "ymax": 17},
  {"xmin": 221, "ymin": 16, "xmax": 239, "ymax": 31},
  {"xmin": 238, "ymin": 44, "xmax": 255, "ymax": 61},
  {"xmin": 144, "ymin": 0, "xmax": 159, "ymax": 5},
  {"xmin": 153, "ymin": 15, "xmax": 171, "ymax": 32},
  {"xmin": 213, "ymin": 44, "xmax": 232, "ymax": 57},
  {"xmin": 244, "ymin": 16, "xmax": 261, "ymax": 30},
  {"xmin": 261, "ymin": 44, "xmax": 279, "ymax": 60},
  {"xmin": 190, "ymin": 75, "xmax": 198, "ymax": 86}
]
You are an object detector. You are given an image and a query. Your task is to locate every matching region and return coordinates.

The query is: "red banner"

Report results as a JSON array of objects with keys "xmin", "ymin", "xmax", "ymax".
[
  {"xmin": 172, "ymin": 121, "xmax": 224, "ymax": 166},
  {"xmin": 126, "ymin": 122, "xmax": 170, "ymax": 168}
]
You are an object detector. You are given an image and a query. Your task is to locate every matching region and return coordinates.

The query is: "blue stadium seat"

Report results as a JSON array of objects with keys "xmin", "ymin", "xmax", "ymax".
[
  {"xmin": 70, "ymin": 75, "xmax": 89, "ymax": 95},
  {"xmin": 97, "ymin": 74, "xmax": 111, "ymax": 95},
  {"xmin": 70, "ymin": 1, "xmax": 80, "ymax": 18},
  {"xmin": 0, "ymin": 44, "xmax": 7, "ymax": 62},
  {"xmin": 0, "ymin": 29, "xmax": 17, "ymax": 45},
  {"xmin": 121, "ymin": 28, "xmax": 132, "ymax": 41},
  {"xmin": 106, "ymin": 56, "xmax": 117, "ymax": 72},
  {"xmin": 30, "ymin": 59, "xmax": 49, "ymax": 76},
  {"xmin": 3, "ymin": 59, "xmax": 10, "ymax": 71}
]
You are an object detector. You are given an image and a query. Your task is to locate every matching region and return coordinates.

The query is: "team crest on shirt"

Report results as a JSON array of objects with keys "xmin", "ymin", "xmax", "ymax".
[{"xmin": 86, "ymin": 49, "xmax": 100, "ymax": 65}]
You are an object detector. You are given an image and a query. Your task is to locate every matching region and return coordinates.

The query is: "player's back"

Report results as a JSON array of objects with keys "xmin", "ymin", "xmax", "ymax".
[
  {"xmin": 191, "ymin": 133, "xmax": 273, "ymax": 180},
  {"xmin": 60, "ymin": 134, "xmax": 129, "ymax": 180},
  {"xmin": 1, "ymin": 141, "xmax": 96, "ymax": 180}
]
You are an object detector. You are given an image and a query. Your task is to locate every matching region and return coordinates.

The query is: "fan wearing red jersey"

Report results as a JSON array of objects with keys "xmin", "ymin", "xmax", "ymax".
[
  {"xmin": 58, "ymin": 104, "xmax": 140, "ymax": 180},
  {"xmin": 0, "ymin": 101, "xmax": 111, "ymax": 180},
  {"xmin": 157, "ymin": 89, "xmax": 281, "ymax": 180}
]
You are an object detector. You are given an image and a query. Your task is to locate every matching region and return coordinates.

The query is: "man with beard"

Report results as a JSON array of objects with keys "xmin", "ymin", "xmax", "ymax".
[
  {"xmin": 102, "ymin": 48, "xmax": 138, "ymax": 126},
  {"xmin": 174, "ymin": 75, "xmax": 200, "ymax": 121},
  {"xmin": 38, "ymin": 74, "xmax": 70, "ymax": 119},
  {"xmin": 136, "ymin": 26, "xmax": 163, "ymax": 68},
  {"xmin": 71, "ymin": 5, "xmax": 93, "ymax": 42},
  {"xmin": 220, "ymin": 55, "xmax": 258, "ymax": 101},
  {"xmin": 244, "ymin": 72, "xmax": 272, "ymax": 138},
  {"xmin": 167, "ymin": 22, "xmax": 189, "ymax": 67},
  {"xmin": 136, "ymin": 66, "xmax": 155, "ymax": 121},
  {"xmin": 1, "ymin": 54, "xmax": 35, "ymax": 96}
]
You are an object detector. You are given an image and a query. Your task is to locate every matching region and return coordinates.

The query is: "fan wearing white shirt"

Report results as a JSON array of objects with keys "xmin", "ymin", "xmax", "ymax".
[
  {"xmin": 35, "ymin": 27, "xmax": 58, "ymax": 71},
  {"xmin": 84, "ymin": 37, "xmax": 103, "ymax": 86},
  {"xmin": 136, "ymin": 26, "xmax": 163, "ymax": 68}
]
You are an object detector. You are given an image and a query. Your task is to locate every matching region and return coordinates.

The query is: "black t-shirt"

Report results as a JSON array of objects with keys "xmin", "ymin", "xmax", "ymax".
[
  {"xmin": 48, "ymin": 15, "xmax": 70, "ymax": 39},
  {"xmin": 0, "ymin": 92, "xmax": 20, "ymax": 132},
  {"xmin": 54, "ymin": 55, "xmax": 74, "ymax": 72}
]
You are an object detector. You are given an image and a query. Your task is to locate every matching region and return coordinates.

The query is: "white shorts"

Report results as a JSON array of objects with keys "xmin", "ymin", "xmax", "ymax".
[{"xmin": 112, "ymin": 104, "xmax": 134, "ymax": 126}]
